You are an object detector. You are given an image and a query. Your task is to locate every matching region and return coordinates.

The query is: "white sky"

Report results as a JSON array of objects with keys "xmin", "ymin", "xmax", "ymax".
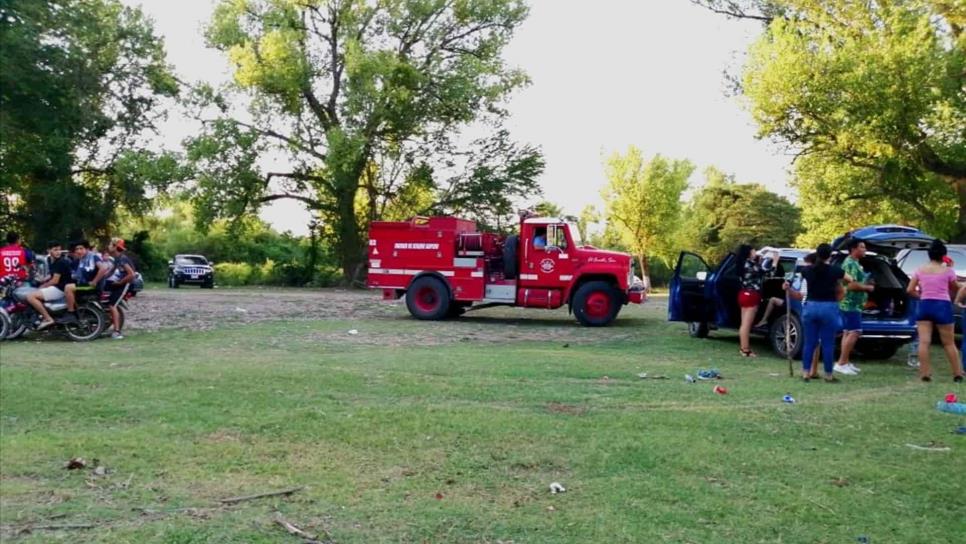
[{"xmin": 130, "ymin": 0, "xmax": 794, "ymax": 236}]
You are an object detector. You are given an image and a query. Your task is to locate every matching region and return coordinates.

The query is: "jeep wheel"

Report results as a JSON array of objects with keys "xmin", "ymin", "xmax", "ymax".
[
  {"xmin": 769, "ymin": 312, "xmax": 803, "ymax": 360},
  {"xmin": 573, "ymin": 281, "xmax": 621, "ymax": 327},
  {"xmin": 406, "ymin": 276, "xmax": 451, "ymax": 320},
  {"xmin": 168, "ymin": 276, "xmax": 180, "ymax": 288},
  {"xmin": 688, "ymin": 321, "xmax": 709, "ymax": 338}
]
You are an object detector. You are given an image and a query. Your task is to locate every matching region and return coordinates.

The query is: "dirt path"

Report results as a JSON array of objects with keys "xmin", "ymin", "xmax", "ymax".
[{"xmin": 123, "ymin": 287, "xmax": 663, "ymax": 345}]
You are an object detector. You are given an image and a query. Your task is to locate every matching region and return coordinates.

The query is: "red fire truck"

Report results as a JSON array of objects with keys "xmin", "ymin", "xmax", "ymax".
[{"xmin": 366, "ymin": 215, "xmax": 646, "ymax": 326}]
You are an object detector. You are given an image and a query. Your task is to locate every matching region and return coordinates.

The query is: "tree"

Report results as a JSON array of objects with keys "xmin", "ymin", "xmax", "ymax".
[
  {"xmin": 680, "ymin": 166, "xmax": 802, "ymax": 262},
  {"xmin": 700, "ymin": 1, "xmax": 965, "ymax": 241},
  {"xmin": 600, "ymin": 147, "xmax": 694, "ymax": 285},
  {"xmin": 187, "ymin": 0, "xmax": 542, "ymax": 283},
  {"xmin": 533, "ymin": 201, "xmax": 563, "ymax": 218},
  {"xmin": 0, "ymin": 0, "xmax": 180, "ymax": 244}
]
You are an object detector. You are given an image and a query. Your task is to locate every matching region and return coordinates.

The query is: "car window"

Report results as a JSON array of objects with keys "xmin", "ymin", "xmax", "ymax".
[
  {"xmin": 679, "ymin": 253, "xmax": 709, "ymax": 280},
  {"xmin": 176, "ymin": 256, "xmax": 208, "ymax": 265},
  {"xmin": 899, "ymin": 250, "xmax": 930, "ymax": 272}
]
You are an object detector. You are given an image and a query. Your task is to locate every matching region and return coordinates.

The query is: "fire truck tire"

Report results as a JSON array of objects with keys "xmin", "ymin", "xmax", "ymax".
[
  {"xmin": 503, "ymin": 235, "xmax": 519, "ymax": 280},
  {"xmin": 572, "ymin": 281, "xmax": 621, "ymax": 327},
  {"xmin": 406, "ymin": 276, "xmax": 451, "ymax": 320}
]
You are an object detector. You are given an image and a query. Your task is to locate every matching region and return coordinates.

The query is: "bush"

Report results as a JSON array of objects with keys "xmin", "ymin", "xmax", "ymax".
[
  {"xmin": 211, "ymin": 260, "xmax": 342, "ymax": 287},
  {"xmin": 214, "ymin": 262, "xmax": 255, "ymax": 286}
]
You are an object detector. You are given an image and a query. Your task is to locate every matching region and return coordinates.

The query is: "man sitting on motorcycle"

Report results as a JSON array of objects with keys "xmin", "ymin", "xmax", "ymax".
[
  {"xmin": 61, "ymin": 240, "xmax": 104, "ymax": 322},
  {"xmin": 24, "ymin": 241, "xmax": 71, "ymax": 330},
  {"xmin": 105, "ymin": 238, "xmax": 135, "ymax": 340},
  {"xmin": 1, "ymin": 231, "xmax": 32, "ymax": 280}
]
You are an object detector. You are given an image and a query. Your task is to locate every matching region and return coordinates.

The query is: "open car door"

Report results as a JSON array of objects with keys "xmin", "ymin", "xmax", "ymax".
[{"xmin": 669, "ymin": 252, "xmax": 713, "ymax": 324}]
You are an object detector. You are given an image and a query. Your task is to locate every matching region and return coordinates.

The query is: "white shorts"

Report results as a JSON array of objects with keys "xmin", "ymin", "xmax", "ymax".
[{"xmin": 40, "ymin": 286, "xmax": 64, "ymax": 301}]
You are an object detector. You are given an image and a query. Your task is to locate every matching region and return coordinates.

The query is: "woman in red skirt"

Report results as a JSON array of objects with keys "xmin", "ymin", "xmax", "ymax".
[{"xmin": 736, "ymin": 244, "xmax": 779, "ymax": 357}]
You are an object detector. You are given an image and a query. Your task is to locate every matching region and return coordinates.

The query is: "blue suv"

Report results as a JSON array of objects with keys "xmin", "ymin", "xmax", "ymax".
[{"xmin": 668, "ymin": 225, "xmax": 935, "ymax": 360}]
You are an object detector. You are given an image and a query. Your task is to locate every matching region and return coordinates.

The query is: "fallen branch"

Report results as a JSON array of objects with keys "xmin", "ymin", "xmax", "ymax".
[
  {"xmin": 20, "ymin": 523, "xmax": 95, "ymax": 533},
  {"xmin": 274, "ymin": 514, "xmax": 326, "ymax": 543},
  {"xmin": 220, "ymin": 486, "xmax": 306, "ymax": 505},
  {"xmin": 905, "ymin": 443, "xmax": 951, "ymax": 452}
]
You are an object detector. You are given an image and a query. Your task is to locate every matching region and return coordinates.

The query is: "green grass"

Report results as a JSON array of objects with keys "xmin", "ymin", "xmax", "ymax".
[{"xmin": 1, "ymin": 302, "xmax": 964, "ymax": 543}]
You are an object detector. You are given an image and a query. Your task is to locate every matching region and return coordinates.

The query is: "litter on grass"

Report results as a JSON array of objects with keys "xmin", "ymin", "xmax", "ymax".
[
  {"xmin": 936, "ymin": 401, "xmax": 966, "ymax": 415},
  {"xmin": 348, "ymin": 329, "xmax": 359, "ymax": 335},
  {"xmin": 549, "ymin": 482, "xmax": 566, "ymax": 494},
  {"xmin": 904, "ymin": 443, "xmax": 951, "ymax": 452}
]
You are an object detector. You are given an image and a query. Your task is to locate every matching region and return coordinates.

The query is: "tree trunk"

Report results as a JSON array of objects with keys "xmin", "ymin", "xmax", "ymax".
[
  {"xmin": 335, "ymin": 187, "xmax": 363, "ymax": 285},
  {"xmin": 955, "ymin": 177, "xmax": 966, "ymax": 243},
  {"xmin": 639, "ymin": 253, "xmax": 651, "ymax": 291}
]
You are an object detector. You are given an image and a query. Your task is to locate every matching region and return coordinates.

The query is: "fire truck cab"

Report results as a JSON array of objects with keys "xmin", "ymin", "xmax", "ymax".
[{"xmin": 367, "ymin": 215, "xmax": 646, "ymax": 326}]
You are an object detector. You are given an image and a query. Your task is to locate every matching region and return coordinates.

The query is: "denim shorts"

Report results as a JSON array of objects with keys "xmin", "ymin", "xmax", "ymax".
[
  {"xmin": 917, "ymin": 299, "xmax": 954, "ymax": 325},
  {"xmin": 840, "ymin": 310, "xmax": 862, "ymax": 332}
]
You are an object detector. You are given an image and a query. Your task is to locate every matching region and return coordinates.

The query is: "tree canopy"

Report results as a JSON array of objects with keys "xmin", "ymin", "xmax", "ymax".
[
  {"xmin": 0, "ymin": 0, "xmax": 180, "ymax": 244},
  {"xmin": 704, "ymin": 0, "xmax": 965, "ymax": 241},
  {"xmin": 186, "ymin": 0, "xmax": 543, "ymax": 282},
  {"xmin": 679, "ymin": 167, "xmax": 802, "ymax": 262},
  {"xmin": 600, "ymin": 147, "xmax": 694, "ymax": 284}
]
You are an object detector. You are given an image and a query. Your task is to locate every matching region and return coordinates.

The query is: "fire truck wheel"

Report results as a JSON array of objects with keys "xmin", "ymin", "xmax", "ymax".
[
  {"xmin": 503, "ymin": 235, "xmax": 519, "ymax": 280},
  {"xmin": 406, "ymin": 276, "xmax": 452, "ymax": 320},
  {"xmin": 573, "ymin": 281, "xmax": 621, "ymax": 327}
]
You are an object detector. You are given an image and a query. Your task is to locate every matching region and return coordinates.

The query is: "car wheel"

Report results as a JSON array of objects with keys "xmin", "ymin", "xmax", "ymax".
[
  {"xmin": 769, "ymin": 312, "xmax": 803, "ymax": 360},
  {"xmin": 688, "ymin": 321, "xmax": 709, "ymax": 338},
  {"xmin": 573, "ymin": 281, "xmax": 621, "ymax": 327},
  {"xmin": 405, "ymin": 276, "xmax": 451, "ymax": 320}
]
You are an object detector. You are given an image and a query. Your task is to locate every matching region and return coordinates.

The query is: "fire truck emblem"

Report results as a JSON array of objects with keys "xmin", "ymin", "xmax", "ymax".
[{"xmin": 540, "ymin": 258, "xmax": 555, "ymax": 273}]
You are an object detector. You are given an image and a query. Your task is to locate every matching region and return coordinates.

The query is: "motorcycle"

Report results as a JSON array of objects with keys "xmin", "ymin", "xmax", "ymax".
[{"xmin": 0, "ymin": 275, "xmax": 107, "ymax": 342}]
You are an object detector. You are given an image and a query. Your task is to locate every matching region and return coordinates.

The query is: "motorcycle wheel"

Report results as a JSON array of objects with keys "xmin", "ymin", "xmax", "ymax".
[
  {"xmin": 64, "ymin": 305, "xmax": 105, "ymax": 342},
  {"xmin": 0, "ymin": 312, "xmax": 10, "ymax": 340},
  {"xmin": 6, "ymin": 312, "xmax": 31, "ymax": 340}
]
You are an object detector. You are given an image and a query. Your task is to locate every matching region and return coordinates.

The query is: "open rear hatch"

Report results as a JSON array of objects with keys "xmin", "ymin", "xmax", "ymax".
[{"xmin": 832, "ymin": 225, "xmax": 934, "ymax": 258}]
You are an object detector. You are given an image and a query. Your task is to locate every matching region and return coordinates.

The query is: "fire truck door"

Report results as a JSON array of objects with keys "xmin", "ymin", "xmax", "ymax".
[{"xmin": 522, "ymin": 224, "xmax": 575, "ymax": 287}]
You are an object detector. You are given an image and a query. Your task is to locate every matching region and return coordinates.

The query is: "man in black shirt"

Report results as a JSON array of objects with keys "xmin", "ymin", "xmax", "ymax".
[{"xmin": 25, "ymin": 241, "xmax": 70, "ymax": 330}]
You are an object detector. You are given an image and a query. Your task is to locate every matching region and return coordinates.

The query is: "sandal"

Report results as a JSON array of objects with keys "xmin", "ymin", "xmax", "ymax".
[
  {"xmin": 823, "ymin": 376, "xmax": 840, "ymax": 383},
  {"xmin": 920, "ymin": 375, "xmax": 932, "ymax": 383},
  {"xmin": 954, "ymin": 375, "xmax": 964, "ymax": 384},
  {"xmin": 739, "ymin": 348, "xmax": 757, "ymax": 358}
]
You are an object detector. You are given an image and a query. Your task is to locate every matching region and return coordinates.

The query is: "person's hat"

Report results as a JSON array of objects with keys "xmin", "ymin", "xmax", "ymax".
[
  {"xmin": 942, "ymin": 255, "xmax": 954, "ymax": 267},
  {"xmin": 113, "ymin": 238, "xmax": 126, "ymax": 251}
]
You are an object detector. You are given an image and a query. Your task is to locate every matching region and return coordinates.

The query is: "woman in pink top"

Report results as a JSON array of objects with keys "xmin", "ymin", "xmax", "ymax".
[{"xmin": 906, "ymin": 240, "xmax": 964, "ymax": 382}]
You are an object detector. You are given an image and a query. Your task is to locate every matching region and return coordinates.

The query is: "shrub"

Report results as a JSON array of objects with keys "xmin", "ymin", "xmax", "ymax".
[{"xmin": 214, "ymin": 262, "xmax": 254, "ymax": 286}]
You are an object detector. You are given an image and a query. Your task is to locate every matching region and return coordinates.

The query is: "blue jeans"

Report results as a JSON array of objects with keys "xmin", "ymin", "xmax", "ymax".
[{"xmin": 803, "ymin": 301, "xmax": 840, "ymax": 375}]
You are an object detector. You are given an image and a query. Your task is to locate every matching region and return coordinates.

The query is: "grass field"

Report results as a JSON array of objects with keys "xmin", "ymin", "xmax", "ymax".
[{"xmin": 1, "ymin": 294, "xmax": 964, "ymax": 543}]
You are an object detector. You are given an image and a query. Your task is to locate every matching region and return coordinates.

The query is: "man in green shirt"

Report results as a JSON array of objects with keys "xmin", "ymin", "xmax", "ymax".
[{"xmin": 836, "ymin": 239, "xmax": 875, "ymax": 375}]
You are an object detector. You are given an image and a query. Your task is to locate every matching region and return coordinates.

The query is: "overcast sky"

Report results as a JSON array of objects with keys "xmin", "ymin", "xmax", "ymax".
[{"xmin": 128, "ymin": 0, "xmax": 793, "ymax": 235}]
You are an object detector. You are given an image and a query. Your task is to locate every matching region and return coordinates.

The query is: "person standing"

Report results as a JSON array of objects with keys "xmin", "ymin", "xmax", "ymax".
[
  {"xmin": 736, "ymin": 244, "xmax": 779, "ymax": 357},
  {"xmin": 105, "ymin": 238, "xmax": 135, "ymax": 340},
  {"xmin": 955, "ymin": 283, "xmax": 966, "ymax": 371},
  {"xmin": 906, "ymin": 240, "xmax": 964, "ymax": 383},
  {"xmin": 797, "ymin": 244, "xmax": 851, "ymax": 382},
  {"xmin": 835, "ymin": 239, "xmax": 874, "ymax": 376}
]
